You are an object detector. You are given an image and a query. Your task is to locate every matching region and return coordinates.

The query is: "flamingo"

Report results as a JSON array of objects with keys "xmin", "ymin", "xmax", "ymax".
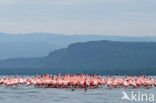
[{"xmin": 0, "ymin": 74, "xmax": 155, "ymax": 89}]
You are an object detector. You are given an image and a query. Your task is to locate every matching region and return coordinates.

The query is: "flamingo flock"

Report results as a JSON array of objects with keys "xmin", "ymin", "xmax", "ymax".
[{"xmin": 0, "ymin": 74, "xmax": 156, "ymax": 89}]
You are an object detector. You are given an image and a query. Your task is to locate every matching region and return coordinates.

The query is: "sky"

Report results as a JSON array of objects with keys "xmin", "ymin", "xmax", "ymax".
[{"xmin": 0, "ymin": 0, "xmax": 155, "ymax": 36}]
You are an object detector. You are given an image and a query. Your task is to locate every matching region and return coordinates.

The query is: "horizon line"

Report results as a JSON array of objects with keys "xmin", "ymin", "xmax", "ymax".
[{"xmin": 0, "ymin": 32, "xmax": 156, "ymax": 37}]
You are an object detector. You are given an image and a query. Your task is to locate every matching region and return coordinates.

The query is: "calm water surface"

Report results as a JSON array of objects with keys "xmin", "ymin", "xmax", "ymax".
[{"xmin": 0, "ymin": 76, "xmax": 155, "ymax": 103}]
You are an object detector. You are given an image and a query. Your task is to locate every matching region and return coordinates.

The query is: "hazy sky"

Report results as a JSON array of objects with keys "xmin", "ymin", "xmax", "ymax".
[{"xmin": 0, "ymin": 0, "xmax": 155, "ymax": 36}]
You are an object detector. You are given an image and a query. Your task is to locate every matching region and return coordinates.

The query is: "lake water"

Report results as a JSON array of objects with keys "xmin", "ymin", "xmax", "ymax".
[{"xmin": 0, "ymin": 76, "xmax": 156, "ymax": 103}]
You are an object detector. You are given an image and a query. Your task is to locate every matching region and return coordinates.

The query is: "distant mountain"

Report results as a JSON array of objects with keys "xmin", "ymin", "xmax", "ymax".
[
  {"xmin": 0, "ymin": 40, "xmax": 156, "ymax": 75},
  {"xmin": 0, "ymin": 32, "xmax": 156, "ymax": 59}
]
